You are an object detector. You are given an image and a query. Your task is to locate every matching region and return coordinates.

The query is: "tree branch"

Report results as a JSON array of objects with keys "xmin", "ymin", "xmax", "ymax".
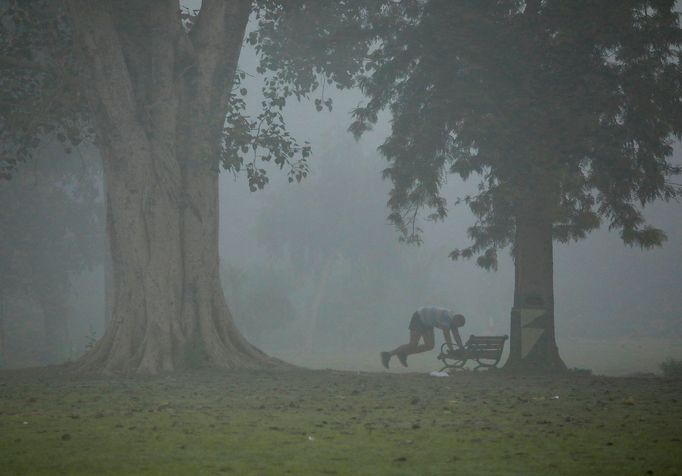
[
  {"xmin": 176, "ymin": 0, "xmax": 251, "ymax": 162},
  {"xmin": 64, "ymin": 0, "xmax": 150, "ymax": 159},
  {"xmin": 187, "ymin": 0, "xmax": 252, "ymax": 117}
]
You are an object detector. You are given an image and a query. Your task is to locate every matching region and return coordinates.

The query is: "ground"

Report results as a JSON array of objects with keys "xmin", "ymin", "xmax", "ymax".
[{"xmin": 1, "ymin": 365, "xmax": 681, "ymax": 475}]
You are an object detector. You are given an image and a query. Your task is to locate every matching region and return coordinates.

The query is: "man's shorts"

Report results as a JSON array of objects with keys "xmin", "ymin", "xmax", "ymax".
[{"xmin": 408, "ymin": 311, "xmax": 428, "ymax": 332}]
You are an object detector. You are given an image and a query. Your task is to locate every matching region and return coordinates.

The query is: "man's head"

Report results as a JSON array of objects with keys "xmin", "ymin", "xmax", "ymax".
[{"xmin": 451, "ymin": 314, "xmax": 465, "ymax": 329}]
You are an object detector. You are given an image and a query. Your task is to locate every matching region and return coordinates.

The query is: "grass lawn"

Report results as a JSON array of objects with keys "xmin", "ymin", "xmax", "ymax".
[{"xmin": 1, "ymin": 366, "xmax": 681, "ymax": 475}]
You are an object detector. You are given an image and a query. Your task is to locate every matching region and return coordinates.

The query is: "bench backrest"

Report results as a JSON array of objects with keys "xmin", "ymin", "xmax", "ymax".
[{"xmin": 465, "ymin": 335, "xmax": 508, "ymax": 360}]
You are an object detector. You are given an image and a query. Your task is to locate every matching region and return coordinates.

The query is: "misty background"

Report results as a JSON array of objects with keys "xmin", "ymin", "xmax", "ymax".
[{"xmin": 2, "ymin": 11, "xmax": 681, "ymax": 376}]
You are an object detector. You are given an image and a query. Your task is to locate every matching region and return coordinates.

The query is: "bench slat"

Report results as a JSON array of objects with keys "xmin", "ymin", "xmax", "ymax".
[{"xmin": 471, "ymin": 351, "xmax": 503, "ymax": 359}]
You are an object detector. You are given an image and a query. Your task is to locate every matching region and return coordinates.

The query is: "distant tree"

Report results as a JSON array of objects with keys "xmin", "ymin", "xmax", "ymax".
[
  {"xmin": 254, "ymin": 140, "xmax": 398, "ymax": 352},
  {"xmin": 220, "ymin": 262, "xmax": 297, "ymax": 346},
  {"xmin": 254, "ymin": 137, "xmax": 440, "ymax": 352},
  {"xmin": 254, "ymin": 0, "xmax": 682, "ymax": 371},
  {"xmin": 0, "ymin": 148, "xmax": 103, "ymax": 364},
  {"xmin": 1, "ymin": 1, "xmax": 101, "ymax": 364}
]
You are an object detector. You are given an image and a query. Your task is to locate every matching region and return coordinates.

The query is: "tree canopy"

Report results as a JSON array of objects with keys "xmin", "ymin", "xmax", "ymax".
[
  {"xmin": 5, "ymin": 0, "xmax": 681, "ymax": 270},
  {"xmin": 254, "ymin": 0, "xmax": 682, "ymax": 268},
  {"xmin": 0, "ymin": 0, "xmax": 88, "ymax": 179},
  {"xmin": 1, "ymin": 0, "xmax": 315, "ymax": 189}
]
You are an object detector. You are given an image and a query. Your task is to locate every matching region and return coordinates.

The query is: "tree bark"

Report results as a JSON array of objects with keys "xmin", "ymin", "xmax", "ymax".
[
  {"xmin": 505, "ymin": 198, "xmax": 566, "ymax": 373},
  {"xmin": 66, "ymin": 0, "xmax": 279, "ymax": 374}
]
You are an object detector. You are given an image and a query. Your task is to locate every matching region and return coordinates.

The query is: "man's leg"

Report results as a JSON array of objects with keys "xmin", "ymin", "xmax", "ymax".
[
  {"xmin": 411, "ymin": 328, "xmax": 435, "ymax": 354},
  {"xmin": 381, "ymin": 313, "xmax": 437, "ymax": 368},
  {"xmin": 381, "ymin": 329, "xmax": 421, "ymax": 367},
  {"xmin": 388, "ymin": 329, "xmax": 435, "ymax": 366},
  {"xmin": 388, "ymin": 329, "xmax": 422, "ymax": 357}
]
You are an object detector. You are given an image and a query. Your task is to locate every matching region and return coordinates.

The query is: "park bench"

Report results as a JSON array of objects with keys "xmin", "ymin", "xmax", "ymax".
[{"xmin": 437, "ymin": 334, "xmax": 508, "ymax": 372}]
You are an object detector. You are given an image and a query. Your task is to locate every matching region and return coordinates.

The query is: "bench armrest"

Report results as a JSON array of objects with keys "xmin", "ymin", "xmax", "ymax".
[{"xmin": 438, "ymin": 343, "xmax": 468, "ymax": 359}]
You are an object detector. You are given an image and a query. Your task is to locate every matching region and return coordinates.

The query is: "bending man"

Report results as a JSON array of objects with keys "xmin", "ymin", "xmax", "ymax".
[{"xmin": 381, "ymin": 306, "xmax": 465, "ymax": 369}]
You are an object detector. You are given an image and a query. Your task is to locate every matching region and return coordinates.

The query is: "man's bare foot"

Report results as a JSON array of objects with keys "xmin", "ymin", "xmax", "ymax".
[{"xmin": 397, "ymin": 352, "xmax": 408, "ymax": 367}]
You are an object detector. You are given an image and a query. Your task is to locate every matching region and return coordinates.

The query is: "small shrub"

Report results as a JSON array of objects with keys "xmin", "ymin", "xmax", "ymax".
[{"xmin": 659, "ymin": 358, "xmax": 682, "ymax": 379}]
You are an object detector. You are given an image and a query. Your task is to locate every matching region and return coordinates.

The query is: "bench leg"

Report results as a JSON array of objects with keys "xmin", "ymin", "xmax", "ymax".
[
  {"xmin": 474, "ymin": 359, "xmax": 501, "ymax": 371},
  {"xmin": 439, "ymin": 358, "xmax": 467, "ymax": 372}
]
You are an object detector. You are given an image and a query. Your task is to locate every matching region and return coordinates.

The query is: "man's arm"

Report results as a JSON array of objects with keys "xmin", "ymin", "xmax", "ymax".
[
  {"xmin": 451, "ymin": 328, "xmax": 464, "ymax": 349},
  {"xmin": 442, "ymin": 329, "xmax": 454, "ymax": 351}
]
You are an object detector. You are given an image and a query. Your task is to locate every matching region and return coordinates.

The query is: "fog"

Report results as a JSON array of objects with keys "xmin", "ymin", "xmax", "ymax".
[
  {"xmin": 210, "ymin": 41, "xmax": 682, "ymax": 375},
  {"xmin": 5, "ymin": 3, "xmax": 682, "ymax": 474},
  {"xmin": 2, "ymin": 4, "xmax": 681, "ymax": 376}
]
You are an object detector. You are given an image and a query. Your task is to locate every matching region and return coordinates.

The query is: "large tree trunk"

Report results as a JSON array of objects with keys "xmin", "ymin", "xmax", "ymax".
[
  {"xmin": 66, "ymin": 0, "xmax": 278, "ymax": 374},
  {"xmin": 505, "ymin": 200, "xmax": 566, "ymax": 373}
]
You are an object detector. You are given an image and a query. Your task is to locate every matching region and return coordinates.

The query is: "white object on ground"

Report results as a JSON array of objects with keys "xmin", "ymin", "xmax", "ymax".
[{"xmin": 429, "ymin": 370, "xmax": 450, "ymax": 377}]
